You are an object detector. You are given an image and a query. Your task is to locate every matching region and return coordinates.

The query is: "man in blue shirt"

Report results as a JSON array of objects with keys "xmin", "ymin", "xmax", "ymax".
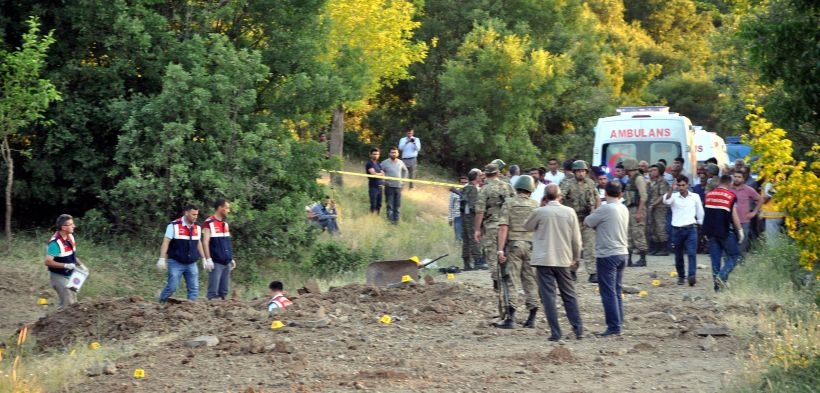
[{"xmin": 44, "ymin": 214, "xmax": 86, "ymax": 308}]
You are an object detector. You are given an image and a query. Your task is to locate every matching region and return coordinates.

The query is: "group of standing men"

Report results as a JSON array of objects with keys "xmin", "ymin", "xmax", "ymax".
[
  {"xmin": 365, "ymin": 128, "xmax": 421, "ymax": 224},
  {"xmin": 463, "ymin": 159, "xmax": 631, "ymax": 340},
  {"xmin": 45, "ymin": 199, "xmax": 238, "ymax": 308}
]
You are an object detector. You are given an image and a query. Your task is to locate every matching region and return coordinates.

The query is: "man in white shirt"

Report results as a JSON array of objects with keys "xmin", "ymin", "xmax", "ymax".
[
  {"xmin": 529, "ymin": 167, "xmax": 547, "ymax": 204},
  {"xmin": 663, "ymin": 175, "xmax": 704, "ymax": 286},
  {"xmin": 543, "ymin": 158, "xmax": 565, "ymax": 185},
  {"xmin": 398, "ymin": 127, "xmax": 420, "ymax": 189}
]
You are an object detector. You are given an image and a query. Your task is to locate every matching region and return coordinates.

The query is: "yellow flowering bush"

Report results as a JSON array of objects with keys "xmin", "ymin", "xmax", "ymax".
[{"xmin": 744, "ymin": 104, "xmax": 820, "ymax": 274}]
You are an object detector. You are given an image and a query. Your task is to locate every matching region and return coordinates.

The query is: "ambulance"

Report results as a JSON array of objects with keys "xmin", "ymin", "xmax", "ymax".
[
  {"xmin": 592, "ymin": 106, "xmax": 697, "ymax": 176},
  {"xmin": 693, "ymin": 126, "xmax": 729, "ymax": 167}
]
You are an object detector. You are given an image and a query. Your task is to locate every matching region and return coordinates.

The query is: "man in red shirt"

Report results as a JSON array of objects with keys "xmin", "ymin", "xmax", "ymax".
[
  {"xmin": 702, "ymin": 175, "xmax": 744, "ymax": 292},
  {"xmin": 730, "ymin": 171, "xmax": 762, "ymax": 253}
]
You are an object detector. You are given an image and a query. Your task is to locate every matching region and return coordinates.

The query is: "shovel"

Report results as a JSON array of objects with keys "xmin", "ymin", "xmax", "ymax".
[{"xmin": 365, "ymin": 253, "xmax": 449, "ymax": 287}]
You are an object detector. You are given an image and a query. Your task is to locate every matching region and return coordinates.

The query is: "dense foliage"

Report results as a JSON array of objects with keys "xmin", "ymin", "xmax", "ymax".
[{"xmin": 0, "ymin": 0, "xmax": 817, "ymax": 261}]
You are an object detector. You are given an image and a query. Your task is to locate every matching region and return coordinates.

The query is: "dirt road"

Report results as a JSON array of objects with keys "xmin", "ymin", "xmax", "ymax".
[{"xmin": 12, "ymin": 254, "xmax": 743, "ymax": 392}]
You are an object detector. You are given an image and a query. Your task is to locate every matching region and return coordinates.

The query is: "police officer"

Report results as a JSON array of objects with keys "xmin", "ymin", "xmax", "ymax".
[
  {"xmin": 460, "ymin": 168, "xmax": 483, "ymax": 271},
  {"xmin": 496, "ymin": 175, "xmax": 540, "ymax": 329},
  {"xmin": 474, "ymin": 162, "xmax": 515, "ymax": 309},
  {"xmin": 622, "ymin": 158, "xmax": 649, "ymax": 266},
  {"xmin": 560, "ymin": 160, "xmax": 600, "ymax": 282}
]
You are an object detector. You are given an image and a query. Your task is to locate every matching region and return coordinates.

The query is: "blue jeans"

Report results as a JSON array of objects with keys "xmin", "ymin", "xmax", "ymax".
[
  {"xmin": 672, "ymin": 225, "xmax": 698, "ymax": 278},
  {"xmin": 709, "ymin": 232, "xmax": 740, "ymax": 281},
  {"xmin": 596, "ymin": 255, "xmax": 626, "ymax": 332},
  {"xmin": 368, "ymin": 185, "xmax": 382, "ymax": 213},
  {"xmin": 159, "ymin": 259, "xmax": 199, "ymax": 301},
  {"xmin": 453, "ymin": 216, "xmax": 463, "ymax": 242},
  {"xmin": 385, "ymin": 187, "xmax": 402, "ymax": 224},
  {"xmin": 207, "ymin": 262, "xmax": 231, "ymax": 300}
]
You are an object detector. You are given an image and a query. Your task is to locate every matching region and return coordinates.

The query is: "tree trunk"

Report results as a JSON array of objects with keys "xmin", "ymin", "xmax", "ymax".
[
  {"xmin": 329, "ymin": 104, "xmax": 345, "ymax": 187},
  {"xmin": 1, "ymin": 136, "xmax": 13, "ymax": 249}
]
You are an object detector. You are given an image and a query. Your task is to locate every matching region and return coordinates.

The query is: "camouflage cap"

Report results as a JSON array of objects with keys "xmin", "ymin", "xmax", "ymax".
[
  {"xmin": 490, "ymin": 159, "xmax": 506, "ymax": 169},
  {"xmin": 623, "ymin": 158, "xmax": 639, "ymax": 171},
  {"xmin": 650, "ymin": 163, "xmax": 666, "ymax": 173},
  {"xmin": 706, "ymin": 163, "xmax": 720, "ymax": 175},
  {"xmin": 484, "ymin": 163, "xmax": 499, "ymax": 174}
]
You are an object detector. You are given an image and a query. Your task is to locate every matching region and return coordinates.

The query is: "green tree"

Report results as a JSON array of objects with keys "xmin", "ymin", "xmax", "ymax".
[
  {"xmin": 321, "ymin": 0, "xmax": 427, "ymax": 185},
  {"xmin": 107, "ymin": 34, "xmax": 324, "ymax": 258},
  {"xmin": 439, "ymin": 21, "xmax": 571, "ymax": 167},
  {"xmin": 739, "ymin": 0, "xmax": 819, "ymax": 153},
  {"xmin": 0, "ymin": 17, "xmax": 61, "ymax": 246}
]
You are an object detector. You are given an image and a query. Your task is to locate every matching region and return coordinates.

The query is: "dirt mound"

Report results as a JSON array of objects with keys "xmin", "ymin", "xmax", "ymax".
[{"xmin": 30, "ymin": 281, "xmax": 485, "ymax": 351}]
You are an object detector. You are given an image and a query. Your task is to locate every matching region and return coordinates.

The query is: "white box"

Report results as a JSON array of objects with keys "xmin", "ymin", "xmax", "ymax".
[{"xmin": 67, "ymin": 265, "xmax": 90, "ymax": 292}]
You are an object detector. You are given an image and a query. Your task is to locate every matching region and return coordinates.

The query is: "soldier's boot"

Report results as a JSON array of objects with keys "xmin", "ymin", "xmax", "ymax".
[
  {"xmin": 462, "ymin": 257, "xmax": 474, "ymax": 271},
  {"xmin": 474, "ymin": 257, "xmax": 488, "ymax": 270},
  {"xmin": 648, "ymin": 242, "xmax": 659, "ymax": 256},
  {"xmin": 495, "ymin": 307, "xmax": 515, "ymax": 329},
  {"xmin": 633, "ymin": 252, "xmax": 647, "ymax": 267},
  {"xmin": 627, "ymin": 251, "xmax": 634, "ymax": 267},
  {"xmin": 522, "ymin": 308, "xmax": 538, "ymax": 328},
  {"xmin": 655, "ymin": 242, "xmax": 670, "ymax": 256}
]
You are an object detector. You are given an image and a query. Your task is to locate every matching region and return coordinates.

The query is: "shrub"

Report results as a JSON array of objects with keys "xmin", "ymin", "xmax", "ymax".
[{"xmin": 308, "ymin": 241, "xmax": 369, "ymax": 278}]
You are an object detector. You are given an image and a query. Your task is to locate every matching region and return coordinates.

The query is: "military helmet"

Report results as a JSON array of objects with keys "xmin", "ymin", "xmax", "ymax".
[
  {"xmin": 706, "ymin": 163, "xmax": 720, "ymax": 175},
  {"xmin": 484, "ymin": 163, "xmax": 499, "ymax": 174},
  {"xmin": 513, "ymin": 175, "xmax": 535, "ymax": 192},
  {"xmin": 623, "ymin": 158, "xmax": 639, "ymax": 171},
  {"xmin": 491, "ymin": 159, "xmax": 506, "ymax": 170},
  {"xmin": 571, "ymin": 160, "xmax": 589, "ymax": 171}
]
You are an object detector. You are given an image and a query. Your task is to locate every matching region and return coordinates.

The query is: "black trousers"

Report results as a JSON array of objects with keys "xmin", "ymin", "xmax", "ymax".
[{"xmin": 535, "ymin": 265, "xmax": 583, "ymax": 338}]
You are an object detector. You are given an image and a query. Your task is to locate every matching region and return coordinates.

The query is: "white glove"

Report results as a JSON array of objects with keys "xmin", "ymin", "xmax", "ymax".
[
  {"xmin": 230, "ymin": 259, "xmax": 236, "ymax": 270},
  {"xmin": 737, "ymin": 228, "xmax": 745, "ymax": 245},
  {"xmin": 156, "ymin": 258, "xmax": 167, "ymax": 271},
  {"xmin": 203, "ymin": 258, "xmax": 215, "ymax": 272},
  {"xmin": 63, "ymin": 263, "xmax": 77, "ymax": 270}
]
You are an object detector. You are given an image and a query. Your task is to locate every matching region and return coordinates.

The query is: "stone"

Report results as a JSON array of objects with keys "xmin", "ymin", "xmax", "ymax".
[
  {"xmin": 297, "ymin": 279, "xmax": 321, "ymax": 295},
  {"xmin": 695, "ymin": 324, "xmax": 730, "ymax": 337},
  {"xmin": 699, "ymin": 335, "xmax": 718, "ymax": 351},
  {"xmin": 423, "ymin": 274, "xmax": 436, "ymax": 285},
  {"xmin": 186, "ymin": 335, "xmax": 219, "ymax": 348},
  {"xmin": 622, "ymin": 286, "xmax": 641, "ymax": 294},
  {"xmin": 272, "ymin": 340, "xmax": 294, "ymax": 354},
  {"xmin": 643, "ymin": 311, "xmax": 677, "ymax": 322}
]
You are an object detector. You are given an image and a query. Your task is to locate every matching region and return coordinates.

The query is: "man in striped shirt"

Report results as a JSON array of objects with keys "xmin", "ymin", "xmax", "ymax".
[{"xmin": 702, "ymin": 175, "xmax": 744, "ymax": 292}]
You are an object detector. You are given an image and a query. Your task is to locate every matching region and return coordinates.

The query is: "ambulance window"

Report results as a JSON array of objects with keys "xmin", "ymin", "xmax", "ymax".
[
  {"xmin": 650, "ymin": 143, "xmax": 680, "ymax": 166},
  {"xmin": 603, "ymin": 143, "xmax": 637, "ymax": 167}
]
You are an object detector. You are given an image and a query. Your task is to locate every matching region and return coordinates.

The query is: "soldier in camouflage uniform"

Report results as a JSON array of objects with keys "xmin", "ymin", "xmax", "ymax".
[
  {"xmin": 646, "ymin": 163, "xmax": 670, "ymax": 256},
  {"xmin": 622, "ymin": 158, "xmax": 649, "ymax": 266},
  {"xmin": 460, "ymin": 168, "xmax": 483, "ymax": 271},
  {"xmin": 474, "ymin": 162, "xmax": 515, "ymax": 286},
  {"xmin": 704, "ymin": 164, "xmax": 720, "ymax": 192},
  {"xmin": 560, "ymin": 160, "xmax": 600, "ymax": 282},
  {"xmin": 495, "ymin": 175, "xmax": 540, "ymax": 329}
]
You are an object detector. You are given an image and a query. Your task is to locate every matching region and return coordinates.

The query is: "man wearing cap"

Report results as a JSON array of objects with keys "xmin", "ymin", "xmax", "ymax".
[
  {"xmin": 646, "ymin": 163, "xmax": 670, "ymax": 256},
  {"xmin": 495, "ymin": 175, "xmax": 540, "ymax": 329},
  {"xmin": 398, "ymin": 127, "xmax": 420, "ymax": 189},
  {"xmin": 474, "ymin": 162, "xmax": 515, "ymax": 285},
  {"xmin": 622, "ymin": 158, "xmax": 649, "ymax": 266},
  {"xmin": 561, "ymin": 160, "xmax": 600, "ymax": 282},
  {"xmin": 461, "ymin": 169, "xmax": 483, "ymax": 271}
]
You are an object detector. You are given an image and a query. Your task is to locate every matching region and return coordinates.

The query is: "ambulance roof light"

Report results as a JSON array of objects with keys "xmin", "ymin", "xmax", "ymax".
[{"xmin": 616, "ymin": 106, "xmax": 670, "ymax": 114}]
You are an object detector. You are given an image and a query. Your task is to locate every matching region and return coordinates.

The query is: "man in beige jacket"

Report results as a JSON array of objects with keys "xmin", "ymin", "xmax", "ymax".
[{"xmin": 524, "ymin": 184, "xmax": 584, "ymax": 341}]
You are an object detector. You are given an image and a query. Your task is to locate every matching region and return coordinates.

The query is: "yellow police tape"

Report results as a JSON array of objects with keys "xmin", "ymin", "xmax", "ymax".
[{"xmin": 321, "ymin": 169, "xmax": 464, "ymax": 188}]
